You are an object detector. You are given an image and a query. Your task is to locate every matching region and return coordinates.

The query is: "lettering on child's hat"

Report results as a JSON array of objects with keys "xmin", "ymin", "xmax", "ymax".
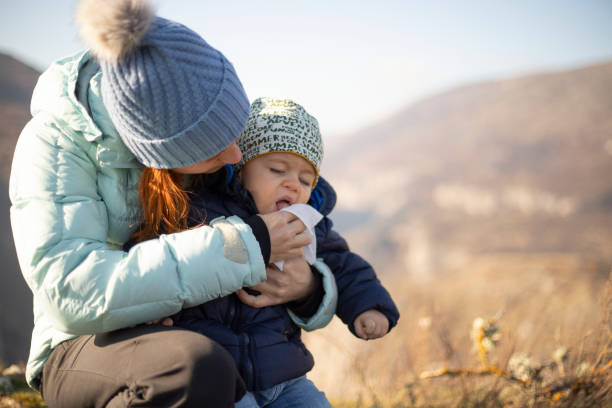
[{"xmin": 237, "ymin": 98, "xmax": 324, "ymax": 183}]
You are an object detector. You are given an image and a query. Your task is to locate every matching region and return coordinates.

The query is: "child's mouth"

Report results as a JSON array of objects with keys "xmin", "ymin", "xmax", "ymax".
[{"xmin": 276, "ymin": 200, "xmax": 291, "ymax": 210}]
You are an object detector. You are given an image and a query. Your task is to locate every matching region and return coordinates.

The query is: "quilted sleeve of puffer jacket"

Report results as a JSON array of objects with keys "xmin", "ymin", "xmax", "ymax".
[
  {"xmin": 316, "ymin": 218, "xmax": 400, "ymax": 337},
  {"xmin": 9, "ymin": 114, "xmax": 267, "ymax": 336}
]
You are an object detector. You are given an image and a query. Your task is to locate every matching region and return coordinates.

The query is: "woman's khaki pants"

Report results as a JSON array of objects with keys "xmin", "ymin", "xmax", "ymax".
[{"xmin": 40, "ymin": 325, "xmax": 246, "ymax": 407}]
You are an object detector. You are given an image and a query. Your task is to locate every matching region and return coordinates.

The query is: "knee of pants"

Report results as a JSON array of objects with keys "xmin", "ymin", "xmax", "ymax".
[
  {"xmin": 175, "ymin": 331, "xmax": 245, "ymax": 404},
  {"xmin": 186, "ymin": 334, "xmax": 236, "ymax": 380}
]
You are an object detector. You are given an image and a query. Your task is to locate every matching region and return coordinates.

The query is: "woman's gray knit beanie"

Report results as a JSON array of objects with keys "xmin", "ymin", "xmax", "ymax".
[{"xmin": 76, "ymin": 0, "xmax": 249, "ymax": 169}]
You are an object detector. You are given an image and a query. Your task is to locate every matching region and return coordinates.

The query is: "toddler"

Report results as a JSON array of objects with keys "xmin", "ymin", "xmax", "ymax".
[{"xmin": 173, "ymin": 98, "xmax": 400, "ymax": 407}]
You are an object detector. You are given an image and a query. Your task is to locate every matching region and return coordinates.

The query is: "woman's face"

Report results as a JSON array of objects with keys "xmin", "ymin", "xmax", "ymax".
[{"xmin": 172, "ymin": 142, "xmax": 242, "ymax": 174}]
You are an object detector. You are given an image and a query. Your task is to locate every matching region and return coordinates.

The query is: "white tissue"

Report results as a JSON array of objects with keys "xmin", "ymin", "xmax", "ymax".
[{"xmin": 274, "ymin": 203, "xmax": 323, "ymax": 270}]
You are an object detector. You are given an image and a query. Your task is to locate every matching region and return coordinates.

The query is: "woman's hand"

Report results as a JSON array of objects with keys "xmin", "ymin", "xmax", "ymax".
[
  {"xmin": 258, "ymin": 212, "xmax": 311, "ymax": 263},
  {"xmin": 236, "ymin": 257, "xmax": 315, "ymax": 308}
]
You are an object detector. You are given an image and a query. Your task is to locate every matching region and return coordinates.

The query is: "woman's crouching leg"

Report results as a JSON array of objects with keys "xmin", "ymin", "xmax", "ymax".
[{"xmin": 41, "ymin": 325, "xmax": 246, "ymax": 408}]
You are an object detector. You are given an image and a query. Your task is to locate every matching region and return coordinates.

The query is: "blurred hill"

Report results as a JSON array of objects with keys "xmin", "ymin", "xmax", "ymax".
[
  {"xmin": 0, "ymin": 53, "xmax": 38, "ymax": 365},
  {"xmin": 325, "ymin": 61, "xmax": 612, "ymax": 280}
]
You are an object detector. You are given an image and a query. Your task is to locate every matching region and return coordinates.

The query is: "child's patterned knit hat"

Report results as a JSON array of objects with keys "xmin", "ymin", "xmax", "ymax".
[
  {"xmin": 237, "ymin": 97, "xmax": 324, "ymax": 184},
  {"xmin": 76, "ymin": 0, "xmax": 249, "ymax": 169}
]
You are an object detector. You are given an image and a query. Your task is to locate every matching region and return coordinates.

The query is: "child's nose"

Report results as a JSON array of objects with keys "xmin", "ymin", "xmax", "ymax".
[{"xmin": 283, "ymin": 174, "xmax": 300, "ymax": 191}]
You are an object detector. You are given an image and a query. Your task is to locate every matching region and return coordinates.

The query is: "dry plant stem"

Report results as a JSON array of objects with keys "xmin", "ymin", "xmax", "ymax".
[
  {"xmin": 418, "ymin": 362, "xmax": 611, "ymax": 405},
  {"xmin": 539, "ymin": 344, "xmax": 612, "ymax": 401},
  {"xmin": 592, "ymin": 335, "xmax": 612, "ymax": 369},
  {"xmin": 418, "ymin": 365, "xmax": 529, "ymax": 387}
]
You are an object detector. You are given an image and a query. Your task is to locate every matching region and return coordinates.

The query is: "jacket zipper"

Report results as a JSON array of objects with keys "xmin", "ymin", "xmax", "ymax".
[{"xmin": 231, "ymin": 296, "xmax": 257, "ymax": 389}]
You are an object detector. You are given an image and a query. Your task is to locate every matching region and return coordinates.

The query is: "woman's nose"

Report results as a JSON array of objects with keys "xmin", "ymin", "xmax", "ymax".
[{"xmin": 220, "ymin": 142, "xmax": 242, "ymax": 165}]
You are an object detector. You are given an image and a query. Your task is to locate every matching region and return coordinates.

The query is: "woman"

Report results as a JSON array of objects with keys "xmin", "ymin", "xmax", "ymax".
[{"xmin": 9, "ymin": 0, "xmax": 337, "ymax": 406}]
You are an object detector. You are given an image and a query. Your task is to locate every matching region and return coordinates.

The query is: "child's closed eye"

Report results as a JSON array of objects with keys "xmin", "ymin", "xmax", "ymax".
[{"xmin": 299, "ymin": 178, "xmax": 312, "ymax": 187}]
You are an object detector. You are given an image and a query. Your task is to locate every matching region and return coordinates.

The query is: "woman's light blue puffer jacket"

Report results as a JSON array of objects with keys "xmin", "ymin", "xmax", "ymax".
[{"xmin": 9, "ymin": 51, "xmax": 336, "ymax": 389}]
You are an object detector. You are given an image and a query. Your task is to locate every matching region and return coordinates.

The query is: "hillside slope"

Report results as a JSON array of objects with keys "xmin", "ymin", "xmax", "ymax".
[
  {"xmin": 0, "ymin": 53, "xmax": 39, "ymax": 365},
  {"xmin": 325, "ymin": 61, "xmax": 612, "ymax": 277}
]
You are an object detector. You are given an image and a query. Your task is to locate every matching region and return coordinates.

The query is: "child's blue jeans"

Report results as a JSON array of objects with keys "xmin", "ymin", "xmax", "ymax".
[{"xmin": 235, "ymin": 375, "xmax": 331, "ymax": 407}]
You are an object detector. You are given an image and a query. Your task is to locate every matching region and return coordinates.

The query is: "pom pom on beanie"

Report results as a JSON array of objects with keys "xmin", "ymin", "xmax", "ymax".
[{"xmin": 76, "ymin": 0, "xmax": 154, "ymax": 62}]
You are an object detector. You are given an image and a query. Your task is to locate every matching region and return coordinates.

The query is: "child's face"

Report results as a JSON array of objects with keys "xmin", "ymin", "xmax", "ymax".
[{"xmin": 240, "ymin": 152, "xmax": 316, "ymax": 214}]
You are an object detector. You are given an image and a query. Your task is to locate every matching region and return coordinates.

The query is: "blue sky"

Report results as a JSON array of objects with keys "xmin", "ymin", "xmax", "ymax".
[{"xmin": 1, "ymin": 0, "xmax": 611, "ymax": 138}]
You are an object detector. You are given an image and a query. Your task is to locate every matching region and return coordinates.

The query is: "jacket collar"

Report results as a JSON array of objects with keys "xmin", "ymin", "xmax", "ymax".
[
  {"xmin": 30, "ymin": 50, "xmax": 140, "ymax": 169},
  {"xmin": 31, "ymin": 50, "xmax": 102, "ymax": 141}
]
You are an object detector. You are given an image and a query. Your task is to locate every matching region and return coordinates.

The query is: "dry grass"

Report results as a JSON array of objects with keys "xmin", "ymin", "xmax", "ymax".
[
  {"xmin": 2, "ymin": 254, "xmax": 610, "ymax": 407},
  {"xmin": 0, "ymin": 393, "xmax": 45, "ymax": 408},
  {"xmin": 304, "ymin": 252, "xmax": 612, "ymax": 407},
  {"xmin": 0, "ymin": 364, "xmax": 45, "ymax": 408}
]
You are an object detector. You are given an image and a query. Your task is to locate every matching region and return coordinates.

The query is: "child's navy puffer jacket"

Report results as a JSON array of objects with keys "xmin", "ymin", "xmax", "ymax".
[{"xmin": 173, "ymin": 166, "xmax": 400, "ymax": 391}]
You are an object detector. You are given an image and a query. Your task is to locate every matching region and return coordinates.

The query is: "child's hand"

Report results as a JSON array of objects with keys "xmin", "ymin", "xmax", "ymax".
[{"xmin": 354, "ymin": 310, "xmax": 389, "ymax": 340}]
